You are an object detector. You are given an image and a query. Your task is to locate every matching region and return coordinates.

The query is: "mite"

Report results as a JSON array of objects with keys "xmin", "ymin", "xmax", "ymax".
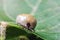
[{"xmin": 16, "ymin": 14, "xmax": 37, "ymax": 31}]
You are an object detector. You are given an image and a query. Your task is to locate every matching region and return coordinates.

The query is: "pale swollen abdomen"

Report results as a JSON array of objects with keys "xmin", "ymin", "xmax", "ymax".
[{"xmin": 16, "ymin": 14, "xmax": 37, "ymax": 31}]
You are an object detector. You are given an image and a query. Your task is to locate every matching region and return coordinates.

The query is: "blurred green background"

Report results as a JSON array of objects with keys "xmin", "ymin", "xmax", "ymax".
[{"xmin": 0, "ymin": 0, "xmax": 60, "ymax": 40}]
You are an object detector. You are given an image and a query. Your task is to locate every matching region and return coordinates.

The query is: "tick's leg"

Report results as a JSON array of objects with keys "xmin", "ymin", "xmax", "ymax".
[{"xmin": 26, "ymin": 23, "xmax": 31, "ymax": 30}]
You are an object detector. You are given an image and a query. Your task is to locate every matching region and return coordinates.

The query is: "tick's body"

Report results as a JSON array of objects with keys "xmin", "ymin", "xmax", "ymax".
[{"xmin": 16, "ymin": 14, "xmax": 37, "ymax": 31}]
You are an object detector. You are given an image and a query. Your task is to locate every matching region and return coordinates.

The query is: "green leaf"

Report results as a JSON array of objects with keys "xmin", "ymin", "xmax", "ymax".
[
  {"xmin": 0, "ymin": 0, "xmax": 60, "ymax": 40},
  {"xmin": 0, "ymin": 1, "xmax": 13, "ymax": 21},
  {"xmin": 6, "ymin": 22, "xmax": 43, "ymax": 40}
]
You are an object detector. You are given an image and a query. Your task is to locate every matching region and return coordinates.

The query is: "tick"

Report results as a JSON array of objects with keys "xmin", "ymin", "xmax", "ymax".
[{"xmin": 16, "ymin": 14, "xmax": 37, "ymax": 31}]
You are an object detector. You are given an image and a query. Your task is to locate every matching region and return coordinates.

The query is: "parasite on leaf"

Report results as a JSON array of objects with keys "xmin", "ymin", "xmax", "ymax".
[{"xmin": 16, "ymin": 14, "xmax": 37, "ymax": 31}]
